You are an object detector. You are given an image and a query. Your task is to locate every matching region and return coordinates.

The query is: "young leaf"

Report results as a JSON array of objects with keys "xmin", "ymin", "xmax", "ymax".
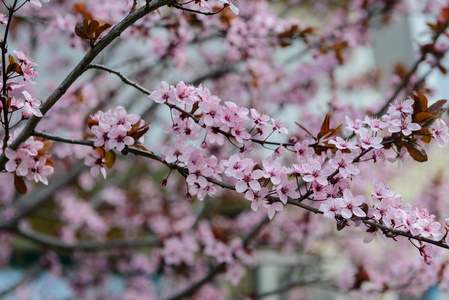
[
  {"xmin": 295, "ymin": 122, "xmax": 316, "ymax": 140},
  {"xmin": 105, "ymin": 150, "xmax": 116, "ymax": 168},
  {"xmin": 14, "ymin": 174, "xmax": 27, "ymax": 195},
  {"xmin": 399, "ymin": 141, "xmax": 428, "ymax": 162}
]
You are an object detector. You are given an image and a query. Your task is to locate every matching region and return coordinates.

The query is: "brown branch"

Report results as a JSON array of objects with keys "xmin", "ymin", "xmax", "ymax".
[
  {"xmin": 14, "ymin": 228, "xmax": 161, "ymax": 251},
  {"xmin": 30, "ymin": 131, "xmax": 449, "ymax": 251}
]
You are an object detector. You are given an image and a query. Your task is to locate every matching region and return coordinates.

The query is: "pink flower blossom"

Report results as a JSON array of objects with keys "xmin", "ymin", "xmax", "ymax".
[
  {"xmin": 328, "ymin": 151, "xmax": 360, "ymax": 178},
  {"xmin": 22, "ymin": 91, "xmax": 42, "ymax": 117},
  {"xmin": 107, "ymin": 126, "xmax": 134, "ymax": 151},
  {"xmin": 388, "ymin": 115, "xmax": 421, "ymax": 136},
  {"xmin": 84, "ymin": 149, "xmax": 107, "ymax": 179},
  {"xmin": 319, "ymin": 198, "xmax": 341, "ymax": 219},
  {"xmin": 431, "ymin": 119, "xmax": 449, "ymax": 148},
  {"xmin": 387, "ymin": 98, "xmax": 414, "ymax": 117},
  {"xmin": 5, "ymin": 148, "xmax": 34, "ymax": 176},
  {"xmin": 29, "ymin": 0, "xmax": 49, "ymax": 10},
  {"xmin": 26, "ymin": 157, "xmax": 53, "ymax": 185},
  {"xmin": 276, "ymin": 180, "xmax": 300, "ymax": 204},
  {"xmin": 149, "ymin": 81, "xmax": 171, "ymax": 103},
  {"xmin": 264, "ymin": 201, "xmax": 284, "ymax": 220},
  {"xmin": 336, "ymin": 189, "xmax": 366, "ymax": 219}
]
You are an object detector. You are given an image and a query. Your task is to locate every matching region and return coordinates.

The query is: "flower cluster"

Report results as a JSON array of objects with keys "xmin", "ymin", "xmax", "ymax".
[
  {"xmin": 3, "ymin": 132, "xmax": 53, "ymax": 185},
  {"xmin": 147, "ymin": 80, "xmax": 449, "ymax": 251},
  {"xmin": 89, "ymin": 106, "xmax": 140, "ymax": 152}
]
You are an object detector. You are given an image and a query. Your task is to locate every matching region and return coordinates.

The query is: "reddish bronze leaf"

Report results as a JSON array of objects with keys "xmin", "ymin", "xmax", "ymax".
[
  {"xmin": 14, "ymin": 174, "xmax": 27, "ymax": 195},
  {"xmin": 427, "ymin": 99, "xmax": 447, "ymax": 115},
  {"xmin": 414, "ymin": 112, "xmax": 433, "ymax": 124},
  {"xmin": 105, "ymin": 150, "xmax": 116, "ymax": 168},
  {"xmin": 295, "ymin": 122, "xmax": 316, "ymax": 140},
  {"xmin": 399, "ymin": 141, "xmax": 428, "ymax": 162}
]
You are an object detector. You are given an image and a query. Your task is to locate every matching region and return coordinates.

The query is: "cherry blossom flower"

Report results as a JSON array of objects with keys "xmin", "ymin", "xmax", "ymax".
[
  {"xmin": 187, "ymin": 158, "xmax": 214, "ymax": 188},
  {"xmin": 91, "ymin": 122, "xmax": 111, "ymax": 147},
  {"xmin": 26, "ymin": 157, "xmax": 53, "ymax": 185},
  {"xmin": 328, "ymin": 137, "xmax": 358, "ymax": 150},
  {"xmin": 0, "ymin": 13, "xmax": 7, "ymax": 25},
  {"xmin": 245, "ymin": 187, "xmax": 268, "ymax": 212},
  {"xmin": 107, "ymin": 126, "xmax": 134, "ymax": 151},
  {"xmin": 29, "ymin": 0, "xmax": 49, "ymax": 10},
  {"xmin": 319, "ymin": 198, "xmax": 341, "ymax": 219},
  {"xmin": 264, "ymin": 201, "xmax": 283, "ymax": 220},
  {"xmin": 336, "ymin": 189, "xmax": 366, "ymax": 219},
  {"xmin": 234, "ymin": 168, "xmax": 264, "ymax": 193},
  {"xmin": 261, "ymin": 158, "xmax": 287, "ymax": 185},
  {"xmin": 5, "ymin": 148, "xmax": 35, "ymax": 176},
  {"xmin": 387, "ymin": 98, "xmax": 414, "ymax": 117},
  {"xmin": 276, "ymin": 180, "xmax": 300, "ymax": 204},
  {"xmin": 301, "ymin": 158, "xmax": 331, "ymax": 186},
  {"xmin": 271, "ymin": 119, "xmax": 288, "ymax": 134},
  {"xmin": 84, "ymin": 149, "xmax": 107, "ymax": 179},
  {"xmin": 328, "ymin": 151, "xmax": 360, "ymax": 178},
  {"xmin": 219, "ymin": 0, "xmax": 239, "ymax": 15},
  {"xmin": 161, "ymin": 142, "xmax": 194, "ymax": 163},
  {"xmin": 431, "ymin": 119, "xmax": 449, "ymax": 148},
  {"xmin": 104, "ymin": 106, "xmax": 139, "ymax": 131},
  {"xmin": 363, "ymin": 116, "xmax": 389, "ymax": 132},
  {"xmin": 149, "ymin": 81, "xmax": 171, "ymax": 103},
  {"xmin": 357, "ymin": 128, "xmax": 383, "ymax": 149},
  {"xmin": 294, "ymin": 140, "xmax": 314, "ymax": 160},
  {"xmin": 388, "ymin": 115, "xmax": 421, "ymax": 136},
  {"xmin": 345, "ymin": 116, "xmax": 363, "ymax": 134},
  {"xmin": 22, "ymin": 91, "xmax": 42, "ymax": 117}
]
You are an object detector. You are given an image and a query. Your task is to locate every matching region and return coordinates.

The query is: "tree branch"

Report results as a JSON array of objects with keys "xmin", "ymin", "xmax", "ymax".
[{"xmin": 14, "ymin": 228, "xmax": 161, "ymax": 251}]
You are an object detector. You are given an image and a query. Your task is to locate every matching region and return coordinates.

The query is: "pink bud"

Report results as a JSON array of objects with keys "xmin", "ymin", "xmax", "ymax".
[
  {"xmin": 22, "ymin": 111, "xmax": 32, "ymax": 120},
  {"xmin": 186, "ymin": 193, "xmax": 192, "ymax": 201},
  {"xmin": 161, "ymin": 179, "xmax": 167, "ymax": 187},
  {"xmin": 201, "ymin": 141, "xmax": 207, "ymax": 149}
]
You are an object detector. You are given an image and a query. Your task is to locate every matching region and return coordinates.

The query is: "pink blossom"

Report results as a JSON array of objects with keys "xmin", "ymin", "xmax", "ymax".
[
  {"xmin": 431, "ymin": 119, "xmax": 449, "ymax": 148},
  {"xmin": 219, "ymin": 0, "xmax": 239, "ymax": 15},
  {"xmin": 264, "ymin": 201, "xmax": 284, "ymax": 220},
  {"xmin": 4, "ymin": 148, "xmax": 34, "ymax": 176},
  {"xmin": 84, "ymin": 149, "xmax": 107, "ymax": 179},
  {"xmin": 328, "ymin": 151, "xmax": 360, "ymax": 178},
  {"xmin": 91, "ymin": 122, "xmax": 111, "ymax": 147},
  {"xmin": 276, "ymin": 180, "xmax": 300, "ymax": 204},
  {"xmin": 301, "ymin": 158, "xmax": 331, "ymax": 186},
  {"xmin": 363, "ymin": 116, "xmax": 389, "ymax": 132},
  {"xmin": 388, "ymin": 115, "xmax": 421, "ymax": 136},
  {"xmin": 161, "ymin": 142, "xmax": 194, "ymax": 163},
  {"xmin": 107, "ymin": 126, "xmax": 134, "ymax": 151},
  {"xmin": 104, "ymin": 106, "xmax": 139, "ymax": 131},
  {"xmin": 245, "ymin": 187, "xmax": 268, "ymax": 212},
  {"xmin": 387, "ymin": 98, "xmax": 414, "ymax": 117},
  {"xmin": 234, "ymin": 168, "xmax": 264, "ymax": 193},
  {"xmin": 149, "ymin": 81, "xmax": 171, "ymax": 103},
  {"xmin": 22, "ymin": 91, "xmax": 42, "ymax": 117},
  {"xmin": 345, "ymin": 116, "xmax": 363, "ymax": 134},
  {"xmin": 271, "ymin": 119, "xmax": 288, "ymax": 134},
  {"xmin": 336, "ymin": 189, "xmax": 366, "ymax": 219},
  {"xmin": 187, "ymin": 155, "xmax": 214, "ymax": 188},
  {"xmin": 26, "ymin": 157, "xmax": 53, "ymax": 185},
  {"xmin": 319, "ymin": 198, "xmax": 341, "ymax": 219},
  {"xmin": 29, "ymin": 0, "xmax": 49, "ymax": 10},
  {"xmin": 357, "ymin": 128, "xmax": 383, "ymax": 149},
  {"xmin": 328, "ymin": 137, "xmax": 358, "ymax": 150}
]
